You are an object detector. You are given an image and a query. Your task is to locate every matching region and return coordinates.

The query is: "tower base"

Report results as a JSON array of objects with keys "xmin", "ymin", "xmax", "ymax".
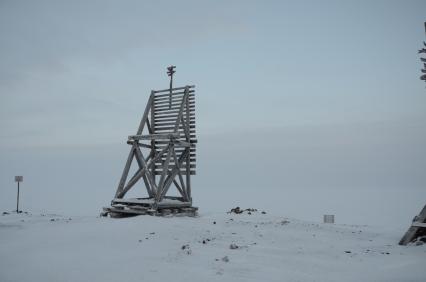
[{"xmin": 102, "ymin": 196, "xmax": 198, "ymax": 218}]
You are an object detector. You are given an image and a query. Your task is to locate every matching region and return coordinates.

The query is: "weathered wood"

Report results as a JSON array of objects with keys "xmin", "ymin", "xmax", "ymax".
[
  {"xmin": 154, "ymin": 120, "xmax": 195, "ymax": 127},
  {"xmin": 412, "ymin": 222, "xmax": 426, "ymax": 228},
  {"xmin": 154, "ymin": 171, "xmax": 196, "ymax": 175},
  {"xmin": 154, "ymin": 110, "xmax": 194, "ymax": 118},
  {"xmin": 154, "ymin": 115, "xmax": 195, "ymax": 123},
  {"xmin": 154, "ymin": 95, "xmax": 194, "ymax": 105},
  {"xmin": 154, "ymin": 130, "xmax": 196, "ymax": 137},
  {"xmin": 154, "ymin": 164, "xmax": 196, "ymax": 169},
  {"xmin": 172, "ymin": 179, "xmax": 186, "ymax": 200},
  {"xmin": 153, "ymin": 89, "xmax": 195, "ymax": 98},
  {"xmin": 129, "ymin": 133, "xmax": 180, "ymax": 140},
  {"xmin": 155, "ymin": 157, "xmax": 196, "ymax": 163},
  {"xmin": 153, "ymin": 91, "xmax": 195, "ymax": 100},
  {"xmin": 155, "ymin": 148, "xmax": 196, "ymax": 153},
  {"xmin": 117, "ymin": 145, "xmax": 169, "ymax": 198},
  {"xmin": 109, "ymin": 79, "xmax": 197, "ymax": 214},
  {"xmin": 174, "ymin": 90, "xmax": 189, "ymax": 133},
  {"xmin": 152, "ymin": 85, "xmax": 195, "ymax": 94},
  {"xmin": 154, "ymin": 93, "xmax": 195, "ymax": 103},
  {"xmin": 156, "ymin": 145, "xmax": 173, "ymax": 202},
  {"xmin": 134, "ymin": 147, "xmax": 155, "ymax": 197},
  {"xmin": 173, "ymin": 140, "xmax": 196, "ymax": 148},
  {"xmin": 154, "ymin": 147, "xmax": 196, "ymax": 153},
  {"xmin": 146, "ymin": 118, "xmax": 153, "ymax": 134},
  {"xmin": 155, "ymin": 100, "xmax": 195, "ymax": 110},
  {"xmin": 126, "ymin": 141, "xmax": 152, "ymax": 148},
  {"xmin": 115, "ymin": 145, "xmax": 136, "ymax": 198},
  {"xmin": 158, "ymin": 150, "xmax": 190, "ymax": 200},
  {"xmin": 136, "ymin": 92, "xmax": 154, "ymax": 135},
  {"xmin": 155, "ymin": 125, "xmax": 196, "ymax": 131},
  {"xmin": 105, "ymin": 206, "xmax": 147, "ymax": 215},
  {"xmin": 150, "ymin": 93, "xmax": 156, "ymax": 185},
  {"xmin": 155, "ymin": 139, "xmax": 197, "ymax": 145},
  {"xmin": 399, "ymin": 204, "xmax": 426, "ymax": 245},
  {"xmin": 155, "ymin": 104, "xmax": 195, "ymax": 113},
  {"xmin": 172, "ymin": 149, "xmax": 188, "ymax": 201}
]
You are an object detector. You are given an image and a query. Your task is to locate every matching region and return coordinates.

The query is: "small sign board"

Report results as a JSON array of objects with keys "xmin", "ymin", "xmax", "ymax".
[{"xmin": 15, "ymin": 176, "xmax": 23, "ymax": 182}]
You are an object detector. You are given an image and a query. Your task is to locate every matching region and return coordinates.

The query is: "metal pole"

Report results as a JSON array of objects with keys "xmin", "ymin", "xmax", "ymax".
[
  {"xmin": 167, "ymin": 66, "xmax": 176, "ymax": 109},
  {"xmin": 169, "ymin": 74, "xmax": 173, "ymax": 109},
  {"xmin": 16, "ymin": 182, "xmax": 20, "ymax": 213}
]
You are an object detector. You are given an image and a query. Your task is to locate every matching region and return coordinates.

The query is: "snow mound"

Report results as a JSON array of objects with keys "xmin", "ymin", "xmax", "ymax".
[{"xmin": 1, "ymin": 211, "xmax": 425, "ymax": 282}]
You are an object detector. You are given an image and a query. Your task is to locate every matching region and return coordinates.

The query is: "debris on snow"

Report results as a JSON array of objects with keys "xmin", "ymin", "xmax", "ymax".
[
  {"xmin": 181, "ymin": 244, "xmax": 192, "ymax": 255},
  {"xmin": 229, "ymin": 243, "xmax": 239, "ymax": 249},
  {"xmin": 228, "ymin": 207, "xmax": 260, "ymax": 215}
]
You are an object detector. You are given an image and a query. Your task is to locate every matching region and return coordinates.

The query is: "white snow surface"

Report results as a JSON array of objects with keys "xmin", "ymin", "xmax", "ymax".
[{"xmin": 1, "ymin": 211, "xmax": 425, "ymax": 282}]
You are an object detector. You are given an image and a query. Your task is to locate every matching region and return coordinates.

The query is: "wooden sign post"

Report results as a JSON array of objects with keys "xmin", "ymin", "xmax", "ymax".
[{"xmin": 14, "ymin": 176, "xmax": 23, "ymax": 213}]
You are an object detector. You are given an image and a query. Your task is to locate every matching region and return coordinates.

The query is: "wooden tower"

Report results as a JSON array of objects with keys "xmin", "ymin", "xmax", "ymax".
[{"xmin": 103, "ymin": 66, "xmax": 197, "ymax": 217}]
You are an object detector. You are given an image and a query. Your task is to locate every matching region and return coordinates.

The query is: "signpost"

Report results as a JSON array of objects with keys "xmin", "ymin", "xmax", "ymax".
[{"xmin": 14, "ymin": 176, "xmax": 23, "ymax": 213}]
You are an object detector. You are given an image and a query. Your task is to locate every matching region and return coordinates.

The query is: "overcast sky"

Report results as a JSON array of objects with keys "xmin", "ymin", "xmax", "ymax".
[{"xmin": 0, "ymin": 1, "xmax": 425, "ymax": 226}]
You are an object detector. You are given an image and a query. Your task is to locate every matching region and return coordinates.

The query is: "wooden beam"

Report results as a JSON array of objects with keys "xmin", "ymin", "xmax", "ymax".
[
  {"xmin": 114, "ymin": 145, "xmax": 136, "ymax": 198},
  {"xmin": 134, "ymin": 147, "xmax": 154, "ymax": 198},
  {"xmin": 172, "ymin": 148, "xmax": 188, "ymax": 201},
  {"xmin": 156, "ymin": 145, "xmax": 173, "ymax": 202},
  {"xmin": 154, "ymin": 171, "xmax": 195, "ymax": 175},
  {"xmin": 153, "ymin": 89, "xmax": 195, "ymax": 98},
  {"xmin": 154, "ymin": 120, "xmax": 196, "ymax": 127},
  {"xmin": 154, "ymin": 110, "xmax": 194, "ymax": 117},
  {"xmin": 152, "ymin": 85, "xmax": 195, "ymax": 94},
  {"xmin": 136, "ymin": 92, "xmax": 154, "ymax": 135},
  {"xmin": 153, "ymin": 95, "xmax": 194, "ymax": 104},
  {"xmin": 155, "ymin": 101, "xmax": 194, "ymax": 109},
  {"xmin": 129, "ymin": 133, "xmax": 180, "ymax": 140},
  {"xmin": 126, "ymin": 140, "xmax": 152, "ymax": 149},
  {"xmin": 150, "ymin": 92, "xmax": 156, "ymax": 186},
  {"xmin": 158, "ymin": 149, "xmax": 190, "ymax": 201},
  {"xmin": 117, "ymin": 145, "xmax": 169, "ymax": 198},
  {"xmin": 154, "ymin": 116, "xmax": 195, "ymax": 123},
  {"xmin": 172, "ymin": 179, "xmax": 186, "ymax": 200}
]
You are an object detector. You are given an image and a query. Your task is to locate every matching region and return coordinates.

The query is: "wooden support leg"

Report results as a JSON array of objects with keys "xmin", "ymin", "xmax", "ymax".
[
  {"xmin": 115, "ymin": 145, "xmax": 135, "ymax": 198},
  {"xmin": 156, "ymin": 145, "xmax": 173, "ymax": 202}
]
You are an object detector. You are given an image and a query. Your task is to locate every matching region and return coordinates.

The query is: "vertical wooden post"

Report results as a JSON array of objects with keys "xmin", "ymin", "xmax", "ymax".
[
  {"xmin": 150, "ymin": 90, "xmax": 156, "ymax": 188},
  {"xmin": 136, "ymin": 94, "xmax": 153, "ymax": 135},
  {"xmin": 184, "ymin": 86, "xmax": 192, "ymax": 201}
]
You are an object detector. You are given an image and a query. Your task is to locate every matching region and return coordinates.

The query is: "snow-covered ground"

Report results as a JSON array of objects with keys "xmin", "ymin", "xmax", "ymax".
[{"xmin": 1, "ymin": 210, "xmax": 425, "ymax": 282}]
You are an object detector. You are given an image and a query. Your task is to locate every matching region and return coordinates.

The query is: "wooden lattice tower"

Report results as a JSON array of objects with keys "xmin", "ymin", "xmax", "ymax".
[{"xmin": 103, "ymin": 67, "xmax": 197, "ymax": 217}]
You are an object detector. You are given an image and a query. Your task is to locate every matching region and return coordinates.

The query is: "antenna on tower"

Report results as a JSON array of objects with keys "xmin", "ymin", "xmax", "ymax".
[{"xmin": 167, "ymin": 65, "xmax": 176, "ymax": 109}]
